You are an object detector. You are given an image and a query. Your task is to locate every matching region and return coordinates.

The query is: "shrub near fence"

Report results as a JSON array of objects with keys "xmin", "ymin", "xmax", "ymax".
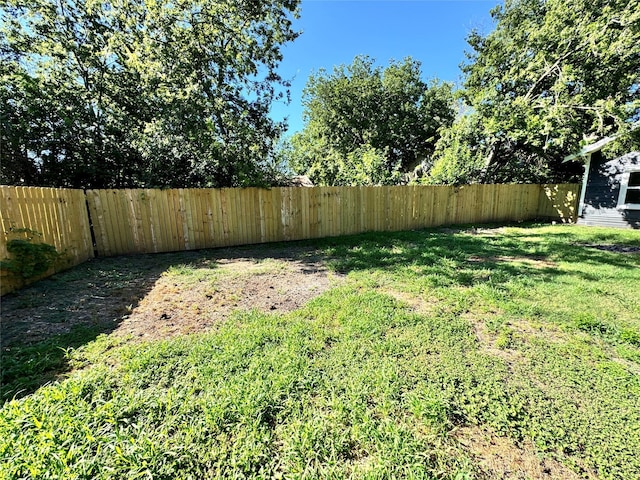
[
  {"xmin": 1, "ymin": 183, "xmax": 579, "ymax": 294},
  {"xmin": 0, "ymin": 187, "xmax": 94, "ymax": 295}
]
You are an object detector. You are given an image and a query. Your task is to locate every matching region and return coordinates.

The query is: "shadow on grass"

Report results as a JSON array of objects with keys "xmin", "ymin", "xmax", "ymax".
[
  {"xmin": 0, "ymin": 243, "xmax": 328, "ymax": 402},
  {"xmin": 315, "ymin": 223, "xmax": 640, "ymax": 286},
  {"xmin": 2, "ymin": 255, "xmax": 165, "ymax": 401}
]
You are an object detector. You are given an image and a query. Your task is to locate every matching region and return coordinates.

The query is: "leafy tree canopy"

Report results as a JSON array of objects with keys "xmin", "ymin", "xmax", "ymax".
[
  {"xmin": 1, "ymin": 0, "xmax": 299, "ymax": 188},
  {"xmin": 428, "ymin": 0, "xmax": 640, "ymax": 184},
  {"xmin": 288, "ymin": 55, "xmax": 455, "ymax": 186}
]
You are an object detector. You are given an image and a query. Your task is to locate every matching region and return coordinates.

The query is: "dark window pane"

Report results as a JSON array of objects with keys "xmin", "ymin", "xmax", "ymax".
[
  {"xmin": 629, "ymin": 172, "xmax": 640, "ymax": 187},
  {"xmin": 625, "ymin": 188, "xmax": 640, "ymax": 204}
]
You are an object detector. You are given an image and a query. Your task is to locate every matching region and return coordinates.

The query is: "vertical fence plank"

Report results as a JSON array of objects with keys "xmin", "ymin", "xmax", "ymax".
[
  {"xmin": 161, "ymin": 188, "xmax": 177, "ymax": 251},
  {"xmin": 248, "ymin": 188, "xmax": 259, "ymax": 244},
  {"xmin": 270, "ymin": 188, "xmax": 282, "ymax": 242},
  {"xmin": 103, "ymin": 190, "xmax": 118, "ymax": 255},
  {"xmin": 139, "ymin": 189, "xmax": 153, "ymax": 253},
  {"xmin": 107, "ymin": 190, "xmax": 125, "ymax": 254},
  {"xmin": 87, "ymin": 190, "xmax": 104, "ymax": 256},
  {"xmin": 257, "ymin": 189, "xmax": 268, "ymax": 243},
  {"xmin": 233, "ymin": 188, "xmax": 245, "ymax": 245},
  {"xmin": 241, "ymin": 188, "xmax": 252, "ymax": 244},
  {"xmin": 158, "ymin": 189, "xmax": 173, "ymax": 252},
  {"xmin": 218, "ymin": 189, "xmax": 229, "ymax": 246},
  {"xmin": 281, "ymin": 187, "xmax": 291, "ymax": 241},
  {"xmin": 248, "ymin": 187, "xmax": 262, "ymax": 243},
  {"xmin": 116, "ymin": 188, "xmax": 134, "ymax": 254},
  {"xmin": 307, "ymin": 188, "xmax": 319, "ymax": 238},
  {"xmin": 417, "ymin": 186, "xmax": 429, "ymax": 228},
  {"xmin": 245, "ymin": 188, "xmax": 255, "ymax": 244},
  {"xmin": 239, "ymin": 188, "xmax": 249, "ymax": 244},
  {"xmin": 149, "ymin": 189, "xmax": 164, "ymax": 252},
  {"xmin": 198, "ymin": 189, "xmax": 210, "ymax": 248},
  {"xmin": 33, "ymin": 188, "xmax": 53, "ymax": 248},
  {"xmin": 120, "ymin": 189, "xmax": 136, "ymax": 254},
  {"xmin": 254, "ymin": 188, "xmax": 264, "ymax": 244},
  {"xmin": 191, "ymin": 188, "xmax": 203, "ymax": 249},
  {"xmin": 205, "ymin": 188, "xmax": 217, "ymax": 248},
  {"xmin": 237, "ymin": 188, "xmax": 248, "ymax": 245},
  {"xmin": 168, "ymin": 189, "xmax": 182, "ymax": 251},
  {"xmin": 333, "ymin": 186, "xmax": 342, "ymax": 237},
  {"xmin": 182, "ymin": 188, "xmax": 195, "ymax": 250},
  {"xmin": 194, "ymin": 189, "xmax": 206, "ymax": 249},
  {"xmin": 228, "ymin": 187, "xmax": 239, "ymax": 245},
  {"xmin": 100, "ymin": 190, "xmax": 117, "ymax": 255},
  {"xmin": 208, "ymin": 189, "xmax": 222, "ymax": 247},
  {"xmin": 229, "ymin": 188, "xmax": 241, "ymax": 245}
]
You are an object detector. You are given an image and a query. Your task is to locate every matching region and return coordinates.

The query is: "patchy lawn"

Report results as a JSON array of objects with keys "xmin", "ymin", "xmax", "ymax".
[{"xmin": 1, "ymin": 224, "xmax": 639, "ymax": 479}]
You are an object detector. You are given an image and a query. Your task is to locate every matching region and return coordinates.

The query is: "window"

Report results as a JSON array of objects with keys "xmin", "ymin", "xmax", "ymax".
[{"xmin": 618, "ymin": 169, "xmax": 640, "ymax": 210}]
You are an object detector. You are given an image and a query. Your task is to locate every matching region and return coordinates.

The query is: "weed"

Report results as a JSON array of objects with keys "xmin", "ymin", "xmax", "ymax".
[{"xmin": 495, "ymin": 327, "xmax": 515, "ymax": 349}]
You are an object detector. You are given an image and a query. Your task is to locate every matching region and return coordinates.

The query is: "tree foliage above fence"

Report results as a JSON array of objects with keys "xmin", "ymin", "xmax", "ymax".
[
  {"xmin": 427, "ymin": 0, "xmax": 640, "ymax": 185},
  {"xmin": 287, "ymin": 56, "xmax": 456, "ymax": 186},
  {"xmin": 0, "ymin": 0, "xmax": 299, "ymax": 189}
]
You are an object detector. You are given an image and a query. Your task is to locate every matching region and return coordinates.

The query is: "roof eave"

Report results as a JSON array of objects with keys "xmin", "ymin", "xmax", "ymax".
[{"xmin": 563, "ymin": 122, "xmax": 640, "ymax": 163}]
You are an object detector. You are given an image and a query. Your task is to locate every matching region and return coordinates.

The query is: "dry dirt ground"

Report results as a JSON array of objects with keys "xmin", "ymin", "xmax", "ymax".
[
  {"xmin": 454, "ymin": 426, "xmax": 587, "ymax": 480},
  {"xmin": 1, "ymin": 243, "xmax": 338, "ymax": 347}
]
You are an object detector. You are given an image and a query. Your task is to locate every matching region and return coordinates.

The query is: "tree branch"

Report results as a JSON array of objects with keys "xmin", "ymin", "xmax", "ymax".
[{"xmin": 523, "ymin": 46, "xmax": 574, "ymax": 102}]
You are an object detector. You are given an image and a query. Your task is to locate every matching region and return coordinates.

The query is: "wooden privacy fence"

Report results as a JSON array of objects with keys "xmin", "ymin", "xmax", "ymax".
[
  {"xmin": 0, "ymin": 187, "xmax": 94, "ymax": 295},
  {"xmin": 86, "ymin": 183, "xmax": 578, "ymax": 256},
  {"xmin": 1, "ymin": 183, "xmax": 578, "ymax": 294}
]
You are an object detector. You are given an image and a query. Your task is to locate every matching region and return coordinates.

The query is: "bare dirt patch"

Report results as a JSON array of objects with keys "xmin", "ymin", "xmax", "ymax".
[
  {"xmin": 454, "ymin": 426, "xmax": 589, "ymax": 480},
  {"xmin": 580, "ymin": 244, "xmax": 640, "ymax": 254},
  {"xmin": 462, "ymin": 311, "xmax": 571, "ymax": 364},
  {"xmin": 376, "ymin": 287, "xmax": 438, "ymax": 316},
  {"xmin": 467, "ymin": 255, "xmax": 557, "ymax": 269},
  {"xmin": 462, "ymin": 312, "xmax": 523, "ymax": 363},
  {"xmin": 116, "ymin": 253, "xmax": 338, "ymax": 341},
  {"xmin": 1, "ymin": 244, "xmax": 338, "ymax": 347}
]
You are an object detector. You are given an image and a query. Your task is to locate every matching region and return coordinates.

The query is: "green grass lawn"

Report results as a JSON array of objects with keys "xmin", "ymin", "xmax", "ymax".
[{"xmin": 1, "ymin": 224, "xmax": 640, "ymax": 479}]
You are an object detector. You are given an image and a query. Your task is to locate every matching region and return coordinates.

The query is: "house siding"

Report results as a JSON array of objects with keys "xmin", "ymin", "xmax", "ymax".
[{"xmin": 578, "ymin": 151, "xmax": 640, "ymax": 229}]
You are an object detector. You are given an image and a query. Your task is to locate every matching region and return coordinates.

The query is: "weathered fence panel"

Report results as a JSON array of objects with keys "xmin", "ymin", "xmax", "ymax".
[
  {"xmin": 85, "ymin": 184, "xmax": 579, "ymax": 257},
  {"xmin": 0, "ymin": 187, "xmax": 94, "ymax": 295}
]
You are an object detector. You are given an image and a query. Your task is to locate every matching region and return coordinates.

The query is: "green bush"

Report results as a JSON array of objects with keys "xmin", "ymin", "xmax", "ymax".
[{"xmin": 1, "ymin": 236, "xmax": 59, "ymax": 279}]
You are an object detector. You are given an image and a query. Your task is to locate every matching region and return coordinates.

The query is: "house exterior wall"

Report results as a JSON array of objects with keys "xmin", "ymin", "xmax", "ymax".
[{"xmin": 578, "ymin": 151, "xmax": 640, "ymax": 229}]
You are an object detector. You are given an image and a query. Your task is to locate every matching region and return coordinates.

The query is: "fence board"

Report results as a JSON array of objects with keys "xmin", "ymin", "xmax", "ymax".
[
  {"xmin": 250, "ymin": 188, "xmax": 260, "ymax": 243},
  {"xmin": 136, "ymin": 190, "xmax": 151, "ymax": 253},
  {"xmin": 1, "ymin": 186, "xmax": 93, "ymax": 295},
  {"xmin": 105, "ymin": 190, "xmax": 122, "ymax": 254},
  {"xmin": 193, "ymin": 189, "xmax": 205, "ymax": 249},
  {"xmin": 206, "ymin": 189, "xmax": 220, "ymax": 246},
  {"xmin": 200, "ymin": 189, "xmax": 210, "ymax": 248},
  {"xmin": 103, "ymin": 190, "xmax": 121, "ymax": 254},
  {"xmin": 159, "ymin": 188, "xmax": 174, "ymax": 251}
]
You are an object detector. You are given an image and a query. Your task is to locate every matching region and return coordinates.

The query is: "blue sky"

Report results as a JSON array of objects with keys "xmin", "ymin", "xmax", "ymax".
[{"xmin": 271, "ymin": 0, "xmax": 501, "ymax": 135}]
